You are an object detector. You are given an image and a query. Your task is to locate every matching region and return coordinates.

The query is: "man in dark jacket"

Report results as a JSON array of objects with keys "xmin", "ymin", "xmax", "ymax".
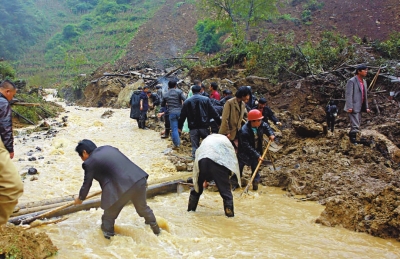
[
  {"xmin": 74, "ymin": 139, "xmax": 160, "ymax": 238},
  {"xmin": 178, "ymin": 85, "xmax": 221, "ymax": 158},
  {"xmin": 236, "ymin": 109, "xmax": 275, "ymax": 191},
  {"xmin": 139, "ymin": 86, "xmax": 150, "ymax": 129},
  {"xmin": 326, "ymin": 100, "xmax": 338, "ymax": 133},
  {"xmin": 129, "ymin": 89, "xmax": 141, "ymax": 128},
  {"xmin": 0, "ymin": 80, "xmax": 23, "ymax": 225},
  {"xmin": 253, "ymin": 98, "xmax": 282, "ymax": 126},
  {"xmin": 219, "ymin": 89, "xmax": 233, "ymax": 106}
]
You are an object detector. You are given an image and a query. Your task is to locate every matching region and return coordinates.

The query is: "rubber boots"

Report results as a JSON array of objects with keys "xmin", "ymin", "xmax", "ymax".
[
  {"xmin": 161, "ymin": 128, "xmax": 170, "ymax": 139},
  {"xmin": 150, "ymin": 222, "xmax": 161, "ymax": 235},
  {"xmin": 187, "ymin": 194, "xmax": 200, "ymax": 212},
  {"xmin": 349, "ymin": 132, "xmax": 357, "ymax": 144},
  {"xmin": 101, "ymin": 219, "xmax": 115, "ymax": 239},
  {"xmin": 223, "ymin": 200, "xmax": 234, "ymax": 217}
]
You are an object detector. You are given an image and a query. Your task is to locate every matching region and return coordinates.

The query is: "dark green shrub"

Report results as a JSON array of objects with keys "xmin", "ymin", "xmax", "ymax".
[
  {"xmin": 373, "ymin": 33, "xmax": 400, "ymax": 59},
  {"xmin": 194, "ymin": 19, "xmax": 225, "ymax": 54},
  {"xmin": 0, "ymin": 61, "xmax": 16, "ymax": 80}
]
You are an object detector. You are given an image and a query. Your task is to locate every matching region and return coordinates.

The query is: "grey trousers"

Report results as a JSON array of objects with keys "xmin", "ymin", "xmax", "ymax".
[
  {"xmin": 348, "ymin": 112, "xmax": 361, "ymax": 133},
  {"xmin": 189, "ymin": 128, "xmax": 210, "ymax": 158},
  {"xmin": 101, "ymin": 177, "xmax": 156, "ymax": 234}
]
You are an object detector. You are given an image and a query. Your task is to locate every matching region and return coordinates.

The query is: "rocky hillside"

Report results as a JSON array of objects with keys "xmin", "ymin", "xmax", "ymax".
[{"xmin": 115, "ymin": 0, "xmax": 400, "ymax": 68}]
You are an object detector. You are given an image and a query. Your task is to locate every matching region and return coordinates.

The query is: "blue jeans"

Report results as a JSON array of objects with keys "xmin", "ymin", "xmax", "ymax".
[{"xmin": 169, "ymin": 113, "xmax": 180, "ymax": 147}]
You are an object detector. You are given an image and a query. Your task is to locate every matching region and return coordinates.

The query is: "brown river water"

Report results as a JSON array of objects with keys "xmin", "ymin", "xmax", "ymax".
[{"xmin": 12, "ymin": 101, "xmax": 400, "ymax": 258}]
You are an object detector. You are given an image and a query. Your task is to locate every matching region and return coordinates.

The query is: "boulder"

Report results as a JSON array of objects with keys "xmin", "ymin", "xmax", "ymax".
[
  {"xmin": 292, "ymin": 119, "xmax": 323, "ymax": 137},
  {"xmin": 115, "ymin": 79, "xmax": 145, "ymax": 108}
]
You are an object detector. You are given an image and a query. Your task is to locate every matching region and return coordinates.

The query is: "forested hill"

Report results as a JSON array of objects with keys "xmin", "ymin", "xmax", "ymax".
[
  {"xmin": 1, "ymin": 0, "xmax": 165, "ymax": 86},
  {"xmin": 1, "ymin": 0, "xmax": 400, "ymax": 87}
]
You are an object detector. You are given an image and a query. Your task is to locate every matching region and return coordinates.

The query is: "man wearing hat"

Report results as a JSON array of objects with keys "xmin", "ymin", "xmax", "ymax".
[
  {"xmin": 234, "ymin": 109, "xmax": 275, "ymax": 191},
  {"xmin": 253, "ymin": 98, "xmax": 282, "ymax": 126},
  {"xmin": 345, "ymin": 64, "xmax": 370, "ymax": 144}
]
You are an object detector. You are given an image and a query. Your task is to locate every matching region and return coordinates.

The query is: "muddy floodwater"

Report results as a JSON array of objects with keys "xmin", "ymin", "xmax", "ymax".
[{"xmin": 12, "ymin": 102, "xmax": 400, "ymax": 258}]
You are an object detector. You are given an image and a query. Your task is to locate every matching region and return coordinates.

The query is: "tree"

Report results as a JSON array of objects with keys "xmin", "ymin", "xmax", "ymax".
[{"xmin": 197, "ymin": 0, "xmax": 277, "ymax": 43}]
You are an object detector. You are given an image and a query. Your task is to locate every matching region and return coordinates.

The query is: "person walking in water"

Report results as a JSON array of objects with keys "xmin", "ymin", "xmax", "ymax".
[
  {"xmin": 160, "ymin": 80, "xmax": 186, "ymax": 149},
  {"xmin": 187, "ymin": 134, "xmax": 240, "ymax": 217},
  {"xmin": 74, "ymin": 139, "xmax": 160, "ymax": 239}
]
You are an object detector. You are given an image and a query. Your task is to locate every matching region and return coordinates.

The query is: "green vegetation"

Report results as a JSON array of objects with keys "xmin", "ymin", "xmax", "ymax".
[
  {"xmin": 12, "ymin": 91, "xmax": 63, "ymax": 124},
  {"xmin": 197, "ymin": 0, "xmax": 278, "ymax": 44},
  {"xmin": 0, "ymin": 0, "xmax": 48, "ymax": 60},
  {"xmin": 216, "ymin": 31, "xmax": 355, "ymax": 83},
  {"xmin": 0, "ymin": 61, "xmax": 16, "ymax": 80},
  {"xmin": 1, "ymin": 0, "xmax": 165, "ymax": 87},
  {"xmin": 373, "ymin": 32, "xmax": 400, "ymax": 59},
  {"xmin": 194, "ymin": 19, "xmax": 226, "ymax": 54}
]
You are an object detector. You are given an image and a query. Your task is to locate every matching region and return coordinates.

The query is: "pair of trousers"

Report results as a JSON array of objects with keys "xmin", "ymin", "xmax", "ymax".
[
  {"xmin": 189, "ymin": 128, "xmax": 209, "ymax": 158},
  {"xmin": 326, "ymin": 116, "xmax": 335, "ymax": 132},
  {"xmin": 191, "ymin": 158, "xmax": 233, "ymax": 201},
  {"xmin": 0, "ymin": 140, "xmax": 23, "ymax": 225},
  {"xmin": 101, "ymin": 177, "xmax": 156, "ymax": 234},
  {"xmin": 239, "ymin": 158, "xmax": 260, "ymax": 183},
  {"xmin": 348, "ymin": 112, "xmax": 361, "ymax": 133},
  {"xmin": 169, "ymin": 113, "xmax": 180, "ymax": 147}
]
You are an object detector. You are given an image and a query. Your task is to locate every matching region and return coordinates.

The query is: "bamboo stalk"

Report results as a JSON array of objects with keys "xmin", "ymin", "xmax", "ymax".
[{"xmin": 12, "ymin": 201, "xmax": 71, "ymax": 217}]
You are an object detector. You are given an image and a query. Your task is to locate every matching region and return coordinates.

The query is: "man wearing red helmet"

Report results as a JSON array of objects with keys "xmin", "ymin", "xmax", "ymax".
[{"xmin": 235, "ymin": 109, "xmax": 275, "ymax": 190}]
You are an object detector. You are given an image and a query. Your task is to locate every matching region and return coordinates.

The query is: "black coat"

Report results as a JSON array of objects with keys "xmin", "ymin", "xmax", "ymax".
[
  {"xmin": 130, "ymin": 91, "xmax": 141, "ymax": 119},
  {"xmin": 237, "ymin": 122, "xmax": 274, "ymax": 165},
  {"xmin": 178, "ymin": 94, "xmax": 221, "ymax": 130},
  {"xmin": 78, "ymin": 146, "xmax": 148, "ymax": 210},
  {"xmin": 252, "ymin": 105, "xmax": 279, "ymax": 125},
  {"xmin": 0, "ymin": 93, "xmax": 13, "ymax": 153}
]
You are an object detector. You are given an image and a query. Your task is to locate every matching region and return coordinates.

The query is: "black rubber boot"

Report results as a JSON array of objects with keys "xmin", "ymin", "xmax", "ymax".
[
  {"xmin": 150, "ymin": 222, "xmax": 161, "ymax": 235},
  {"xmin": 101, "ymin": 220, "xmax": 115, "ymax": 239},
  {"xmin": 187, "ymin": 194, "xmax": 200, "ymax": 212},
  {"xmin": 349, "ymin": 132, "xmax": 357, "ymax": 144},
  {"xmin": 161, "ymin": 129, "xmax": 170, "ymax": 138},
  {"xmin": 223, "ymin": 200, "xmax": 234, "ymax": 217}
]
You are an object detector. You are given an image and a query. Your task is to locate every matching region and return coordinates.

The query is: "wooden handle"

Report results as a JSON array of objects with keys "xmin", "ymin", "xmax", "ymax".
[{"xmin": 243, "ymin": 139, "xmax": 272, "ymax": 193}]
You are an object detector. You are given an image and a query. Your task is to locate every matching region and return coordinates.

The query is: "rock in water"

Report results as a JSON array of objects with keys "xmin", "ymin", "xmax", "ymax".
[{"xmin": 27, "ymin": 168, "xmax": 38, "ymax": 175}]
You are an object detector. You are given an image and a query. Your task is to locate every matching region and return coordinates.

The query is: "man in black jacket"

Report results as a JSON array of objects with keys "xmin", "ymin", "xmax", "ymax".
[
  {"xmin": 237, "ymin": 109, "xmax": 275, "ymax": 190},
  {"xmin": 129, "ymin": 88, "xmax": 141, "ymax": 128},
  {"xmin": 0, "ymin": 80, "xmax": 23, "ymax": 225},
  {"xmin": 74, "ymin": 139, "xmax": 160, "ymax": 238},
  {"xmin": 253, "ymin": 98, "xmax": 282, "ymax": 126},
  {"xmin": 178, "ymin": 85, "xmax": 221, "ymax": 158}
]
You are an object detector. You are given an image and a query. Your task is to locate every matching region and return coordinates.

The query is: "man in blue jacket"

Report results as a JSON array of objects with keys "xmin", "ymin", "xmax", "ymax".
[{"xmin": 74, "ymin": 139, "xmax": 160, "ymax": 238}]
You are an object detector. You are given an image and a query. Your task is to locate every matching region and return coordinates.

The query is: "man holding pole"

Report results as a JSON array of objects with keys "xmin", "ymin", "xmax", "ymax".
[
  {"xmin": 236, "ymin": 109, "xmax": 275, "ymax": 191},
  {"xmin": 74, "ymin": 139, "xmax": 160, "ymax": 238}
]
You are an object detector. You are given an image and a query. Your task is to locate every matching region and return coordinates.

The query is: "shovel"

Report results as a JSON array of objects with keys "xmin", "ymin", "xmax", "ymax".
[
  {"xmin": 241, "ymin": 139, "xmax": 272, "ymax": 195},
  {"xmin": 21, "ymin": 190, "xmax": 102, "ymax": 225}
]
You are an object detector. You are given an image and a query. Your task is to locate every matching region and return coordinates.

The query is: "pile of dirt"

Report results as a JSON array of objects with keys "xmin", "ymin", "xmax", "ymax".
[{"xmin": 0, "ymin": 224, "xmax": 57, "ymax": 258}]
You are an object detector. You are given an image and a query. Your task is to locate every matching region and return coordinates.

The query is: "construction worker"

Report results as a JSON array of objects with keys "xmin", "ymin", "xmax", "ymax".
[
  {"xmin": 236, "ymin": 109, "xmax": 275, "ymax": 191},
  {"xmin": 188, "ymin": 134, "xmax": 240, "ymax": 217}
]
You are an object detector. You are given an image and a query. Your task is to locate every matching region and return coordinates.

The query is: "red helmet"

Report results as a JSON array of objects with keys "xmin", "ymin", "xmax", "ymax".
[{"xmin": 248, "ymin": 109, "xmax": 264, "ymax": 121}]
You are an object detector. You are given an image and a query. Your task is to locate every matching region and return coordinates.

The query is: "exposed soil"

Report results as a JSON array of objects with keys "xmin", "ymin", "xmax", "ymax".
[{"xmin": 0, "ymin": 225, "xmax": 57, "ymax": 258}]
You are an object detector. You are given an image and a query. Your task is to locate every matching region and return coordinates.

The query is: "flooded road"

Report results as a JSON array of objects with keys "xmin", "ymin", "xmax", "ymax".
[{"xmin": 12, "ymin": 103, "xmax": 400, "ymax": 258}]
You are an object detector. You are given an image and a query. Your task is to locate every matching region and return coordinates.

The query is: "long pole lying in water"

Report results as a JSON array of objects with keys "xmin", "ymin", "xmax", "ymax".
[{"xmin": 9, "ymin": 180, "xmax": 183, "ymax": 225}]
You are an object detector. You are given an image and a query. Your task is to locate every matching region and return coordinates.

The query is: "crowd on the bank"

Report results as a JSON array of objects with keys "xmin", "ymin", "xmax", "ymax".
[{"xmin": 0, "ymin": 64, "xmax": 371, "ymax": 239}]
